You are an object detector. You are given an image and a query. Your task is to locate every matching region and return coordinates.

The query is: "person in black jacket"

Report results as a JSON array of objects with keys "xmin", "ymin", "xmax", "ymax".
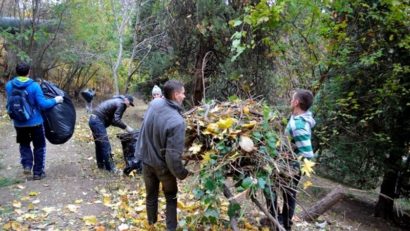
[
  {"xmin": 89, "ymin": 95, "xmax": 134, "ymax": 172},
  {"xmin": 135, "ymin": 80, "xmax": 189, "ymax": 231}
]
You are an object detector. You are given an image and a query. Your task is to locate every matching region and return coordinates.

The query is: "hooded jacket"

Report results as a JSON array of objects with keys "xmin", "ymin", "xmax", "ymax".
[
  {"xmin": 136, "ymin": 98, "xmax": 188, "ymax": 180},
  {"xmin": 285, "ymin": 111, "xmax": 316, "ymax": 158},
  {"xmin": 91, "ymin": 96, "xmax": 128, "ymax": 129},
  {"xmin": 5, "ymin": 77, "xmax": 57, "ymax": 127}
]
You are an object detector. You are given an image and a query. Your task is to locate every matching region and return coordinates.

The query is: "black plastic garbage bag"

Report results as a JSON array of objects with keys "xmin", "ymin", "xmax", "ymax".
[
  {"xmin": 81, "ymin": 90, "xmax": 93, "ymax": 103},
  {"xmin": 117, "ymin": 130, "xmax": 141, "ymax": 175},
  {"xmin": 40, "ymin": 80, "xmax": 76, "ymax": 144}
]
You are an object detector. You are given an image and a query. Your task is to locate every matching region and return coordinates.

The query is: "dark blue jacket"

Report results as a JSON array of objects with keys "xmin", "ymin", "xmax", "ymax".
[{"xmin": 5, "ymin": 77, "xmax": 57, "ymax": 127}]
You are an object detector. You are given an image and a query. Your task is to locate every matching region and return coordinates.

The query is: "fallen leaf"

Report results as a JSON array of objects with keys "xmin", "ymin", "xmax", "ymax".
[
  {"xmin": 66, "ymin": 204, "xmax": 79, "ymax": 212},
  {"xmin": 303, "ymin": 180, "xmax": 313, "ymax": 189},
  {"xmin": 239, "ymin": 136, "xmax": 254, "ymax": 152},
  {"xmin": 118, "ymin": 223, "xmax": 129, "ymax": 231},
  {"xmin": 29, "ymin": 191, "xmax": 39, "ymax": 197},
  {"xmin": 83, "ymin": 215, "xmax": 97, "ymax": 225},
  {"xmin": 188, "ymin": 143, "xmax": 202, "ymax": 154},
  {"xmin": 12, "ymin": 200, "xmax": 21, "ymax": 208},
  {"xmin": 301, "ymin": 158, "xmax": 315, "ymax": 177}
]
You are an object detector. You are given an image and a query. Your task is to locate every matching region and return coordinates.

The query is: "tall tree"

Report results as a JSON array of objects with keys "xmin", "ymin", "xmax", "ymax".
[{"xmin": 314, "ymin": 0, "xmax": 410, "ymax": 218}]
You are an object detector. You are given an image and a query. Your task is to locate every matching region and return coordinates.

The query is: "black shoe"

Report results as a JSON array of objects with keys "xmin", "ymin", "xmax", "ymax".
[
  {"xmin": 33, "ymin": 173, "xmax": 46, "ymax": 180},
  {"xmin": 23, "ymin": 167, "xmax": 32, "ymax": 175}
]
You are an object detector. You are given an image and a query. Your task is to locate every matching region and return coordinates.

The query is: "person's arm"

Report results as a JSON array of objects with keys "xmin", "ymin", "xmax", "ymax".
[
  {"xmin": 165, "ymin": 122, "xmax": 189, "ymax": 180},
  {"xmin": 33, "ymin": 83, "xmax": 57, "ymax": 110},
  {"xmin": 111, "ymin": 103, "xmax": 127, "ymax": 129}
]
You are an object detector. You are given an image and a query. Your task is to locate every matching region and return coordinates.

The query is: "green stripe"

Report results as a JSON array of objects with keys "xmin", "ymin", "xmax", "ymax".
[
  {"xmin": 297, "ymin": 146, "xmax": 313, "ymax": 152},
  {"xmin": 293, "ymin": 134, "xmax": 310, "ymax": 141}
]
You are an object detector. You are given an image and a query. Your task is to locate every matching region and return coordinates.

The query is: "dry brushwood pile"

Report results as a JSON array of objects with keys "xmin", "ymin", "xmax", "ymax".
[{"xmin": 184, "ymin": 99, "xmax": 315, "ymax": 229}]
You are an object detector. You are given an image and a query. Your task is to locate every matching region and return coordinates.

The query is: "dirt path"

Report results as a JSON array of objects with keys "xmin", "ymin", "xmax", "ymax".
[
  {"xmin": 0, "ymin": 100, "xmax": 147, "ymax": 230},
  {"xmin": 0, "ymin": 99, "xmax": 407, "ymax": 231}
]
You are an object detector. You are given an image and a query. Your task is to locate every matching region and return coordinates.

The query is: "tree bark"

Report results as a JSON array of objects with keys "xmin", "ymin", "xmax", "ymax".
[
  {"xmin": 375, "ymin": 153, "xmax": 401, "ymax": 219},
  {"xmin": 300, "ymin": 187, "xmax": 347, "ymax": 221}
]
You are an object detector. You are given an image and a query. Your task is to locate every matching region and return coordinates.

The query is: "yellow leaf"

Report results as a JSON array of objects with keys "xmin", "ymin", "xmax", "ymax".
[
  {"xmin": 243, "ymin": 106, "xmax": 250, "ymax": 114},
  {"xmin": 201, "ymin": 150, "xmax": 215, "ymax": 165},
  {"xmin": 241, "ymin": 120, "xmax": 257, "ymax": 129},
  {"xmin": 204, "ymin": 123, "xmax": 219, "ymax": 134},
  {"xmin": 188, "ymin": 143, "xmax": 202, "ymax": 154},
  {"xmin": 239, "ymin": 136, "xmax": 254, "ymax": 152},
  {"xmin": 301, "ymin": 158, "xmax": 315, "ymax": 177},
  {"xmin": 83, "ymin": 215, "xmax": 97, "ymax": 225},
  {"xmin": 12, "ymin": 200, "xmax": 21, "ymax": 208},
  {"xmin": 103, "ymin": 194, "xmax": 111, "ymax": 206},
  {"xmin": 75, "ymin": 199, "xmax": 83, "ymax": 204},
  {"xmin": 217, "ymin": 117, "xmax": 235, "ymax": 129},
  {"xmin": 28, "ymin": 191, "xmax": 39, "ymax": 197},
  {"xmin": 303, "ymin": 180, "xmax": 313, "ymax": 189}
]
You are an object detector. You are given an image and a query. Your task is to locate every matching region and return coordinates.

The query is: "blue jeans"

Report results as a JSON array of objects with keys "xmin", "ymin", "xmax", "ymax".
[
  {"xmin": 88, "ymin": 115, "xmax": 115, "ymax": 171},
  {"xmin": 15, "ymin": 125, "xmax": 46, "ymax": 176}
]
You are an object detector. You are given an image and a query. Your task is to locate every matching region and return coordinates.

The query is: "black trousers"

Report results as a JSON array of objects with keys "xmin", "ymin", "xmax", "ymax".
[
  {"xmin": 143, "ymin": 164, "xmax": 178, "ymax": 231},
  {"xmin": 264, "ymin": 172, "xmax": 301, "ymax": 230}
]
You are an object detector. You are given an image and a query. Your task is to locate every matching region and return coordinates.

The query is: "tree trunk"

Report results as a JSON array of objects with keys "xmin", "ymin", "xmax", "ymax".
[
  {"xmin": 300, "ymin": 187, "xmax": 347, "ymax": 221},
  {"xmin": 193, "ymin": 43, "xmax": 207, "ymax": 106},
  {"xmin": 375, "ymin": 153, "xmax": 401, "ymax": 219}
]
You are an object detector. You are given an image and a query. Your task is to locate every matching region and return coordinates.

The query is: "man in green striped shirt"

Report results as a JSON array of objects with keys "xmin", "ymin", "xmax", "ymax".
[
  {"xmin": 283, "ymin": 89, "xmax": 315, "ymax": 230},
  {"xmin": 264, "ymin": 89, "xmax": 315, "ymax": 231}
]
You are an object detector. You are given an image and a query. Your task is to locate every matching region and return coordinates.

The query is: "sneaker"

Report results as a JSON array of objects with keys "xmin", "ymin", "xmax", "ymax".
[
  {"xmin": 33, "ymin": 174, "xmax": 46, "ymax": 180},
  {"xmin": 23, "ymin": 167, "xmax": 32, "ymax": 175}
]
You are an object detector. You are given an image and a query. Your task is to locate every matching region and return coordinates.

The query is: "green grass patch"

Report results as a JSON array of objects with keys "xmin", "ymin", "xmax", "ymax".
[{"xmin": 0, "ymin": 177, "xmax": 22, "ymax": 188}]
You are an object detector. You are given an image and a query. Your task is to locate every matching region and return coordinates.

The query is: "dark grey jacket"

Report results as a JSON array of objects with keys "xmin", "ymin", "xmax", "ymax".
[
  {"xmin": 92, "ymin": 97, "xmax": 127, "ymax": 129},
  {"xmin": 136, "ymin": 98, "xmax": 188, "ymax": 180}
]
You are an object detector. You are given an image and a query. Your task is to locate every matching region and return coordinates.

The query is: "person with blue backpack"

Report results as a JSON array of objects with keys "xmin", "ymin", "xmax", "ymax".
[{"xmin": 5, "ymin": 62, "xmax": 63, "ymax": 180}]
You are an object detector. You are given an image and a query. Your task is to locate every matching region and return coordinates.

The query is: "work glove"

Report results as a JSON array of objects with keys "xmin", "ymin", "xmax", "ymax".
[
  {"xmin": 55, "ymin": 96, "xmax": 64, "ymax": 104},
  {"xmin": 125, "ymin": 126, "xmax": 134, "ymax": 133}
]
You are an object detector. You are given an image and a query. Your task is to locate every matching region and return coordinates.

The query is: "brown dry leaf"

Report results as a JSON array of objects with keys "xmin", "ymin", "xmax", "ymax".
[{"xmin": 95, "ymin": 225, "xmax": 106, "ymax": 231}]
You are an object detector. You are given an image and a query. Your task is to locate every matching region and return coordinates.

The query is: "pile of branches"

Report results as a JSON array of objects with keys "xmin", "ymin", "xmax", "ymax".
[{"xmin": 184, "ymin": 99, "xmax": 314, "ymax": 230}]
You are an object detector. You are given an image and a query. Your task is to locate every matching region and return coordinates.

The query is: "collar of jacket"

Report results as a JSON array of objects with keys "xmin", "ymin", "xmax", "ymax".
[{"xmin": 165, "ymin": 99, "xmax": 183, "ymax": 114}]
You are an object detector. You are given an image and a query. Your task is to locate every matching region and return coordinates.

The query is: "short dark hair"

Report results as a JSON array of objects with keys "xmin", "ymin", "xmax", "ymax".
[
  {"xmin": 163, "ymin": 80, "xmax": 184, "ymax": 100},
  {"xmin": 294, "ymin": 89, "xmax": 314, "ymax": 111},
  {"xmin": 16, "ymin": 63, "xmax": 30, "ymax": 76}
]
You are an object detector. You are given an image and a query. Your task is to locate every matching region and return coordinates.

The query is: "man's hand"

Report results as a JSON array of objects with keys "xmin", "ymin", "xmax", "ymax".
[
  {"xmin": 55, "ymin": 96, "xmax": 64, "ymax": 104},
  {"xmin": 125, "ymin": 126, "xmax": 134, "ymax": 133}
]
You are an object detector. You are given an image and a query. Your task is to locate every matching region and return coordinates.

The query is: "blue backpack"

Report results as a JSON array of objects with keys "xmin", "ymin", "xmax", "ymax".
[{"xmin": 7, "ymin": 84, "xmax": 35, "ymax": 122}]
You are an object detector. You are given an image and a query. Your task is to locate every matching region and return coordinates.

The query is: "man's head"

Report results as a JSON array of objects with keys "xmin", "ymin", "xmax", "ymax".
[
  {"xmin": 152, "ymin": 85, "xmax": 162, "ymax": 99},
  {"xmin": 16, "ymin": 63, "xmax": 30, "ymax": 76},
  {"xmin": 163, "ymin": 80, "xmax": 185, "ymax": 105},
  {"xmin": 291, "ymin": 89, "xmax": 314, "ymax": 112},
  {"xmin": 124, "ymin": 95, "xmax": 135, "ymax": 107}
]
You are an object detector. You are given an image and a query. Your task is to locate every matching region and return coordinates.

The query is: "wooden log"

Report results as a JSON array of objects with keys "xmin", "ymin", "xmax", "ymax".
[{"xmin": 300, "ymin": 186, "xmax": 347, "ymax": 221}]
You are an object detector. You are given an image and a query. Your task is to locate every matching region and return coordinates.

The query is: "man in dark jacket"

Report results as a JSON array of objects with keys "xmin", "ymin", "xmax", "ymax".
[
  {"xmin": 89, "ymin": 95, "xmax": 134, "ymax": 172},
  {"xmin": 135, "ymin": 80, "xmax": 189, "ymax": 231},
  {"xmin": 5, "ymin": 63, "xmax": 63, "ymax": 180}
]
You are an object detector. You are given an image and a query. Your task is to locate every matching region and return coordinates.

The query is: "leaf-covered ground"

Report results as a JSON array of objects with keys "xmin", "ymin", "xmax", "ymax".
[{"xmin": 0, "ymin": 99, "xmax": 406, "ymax": 230}]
